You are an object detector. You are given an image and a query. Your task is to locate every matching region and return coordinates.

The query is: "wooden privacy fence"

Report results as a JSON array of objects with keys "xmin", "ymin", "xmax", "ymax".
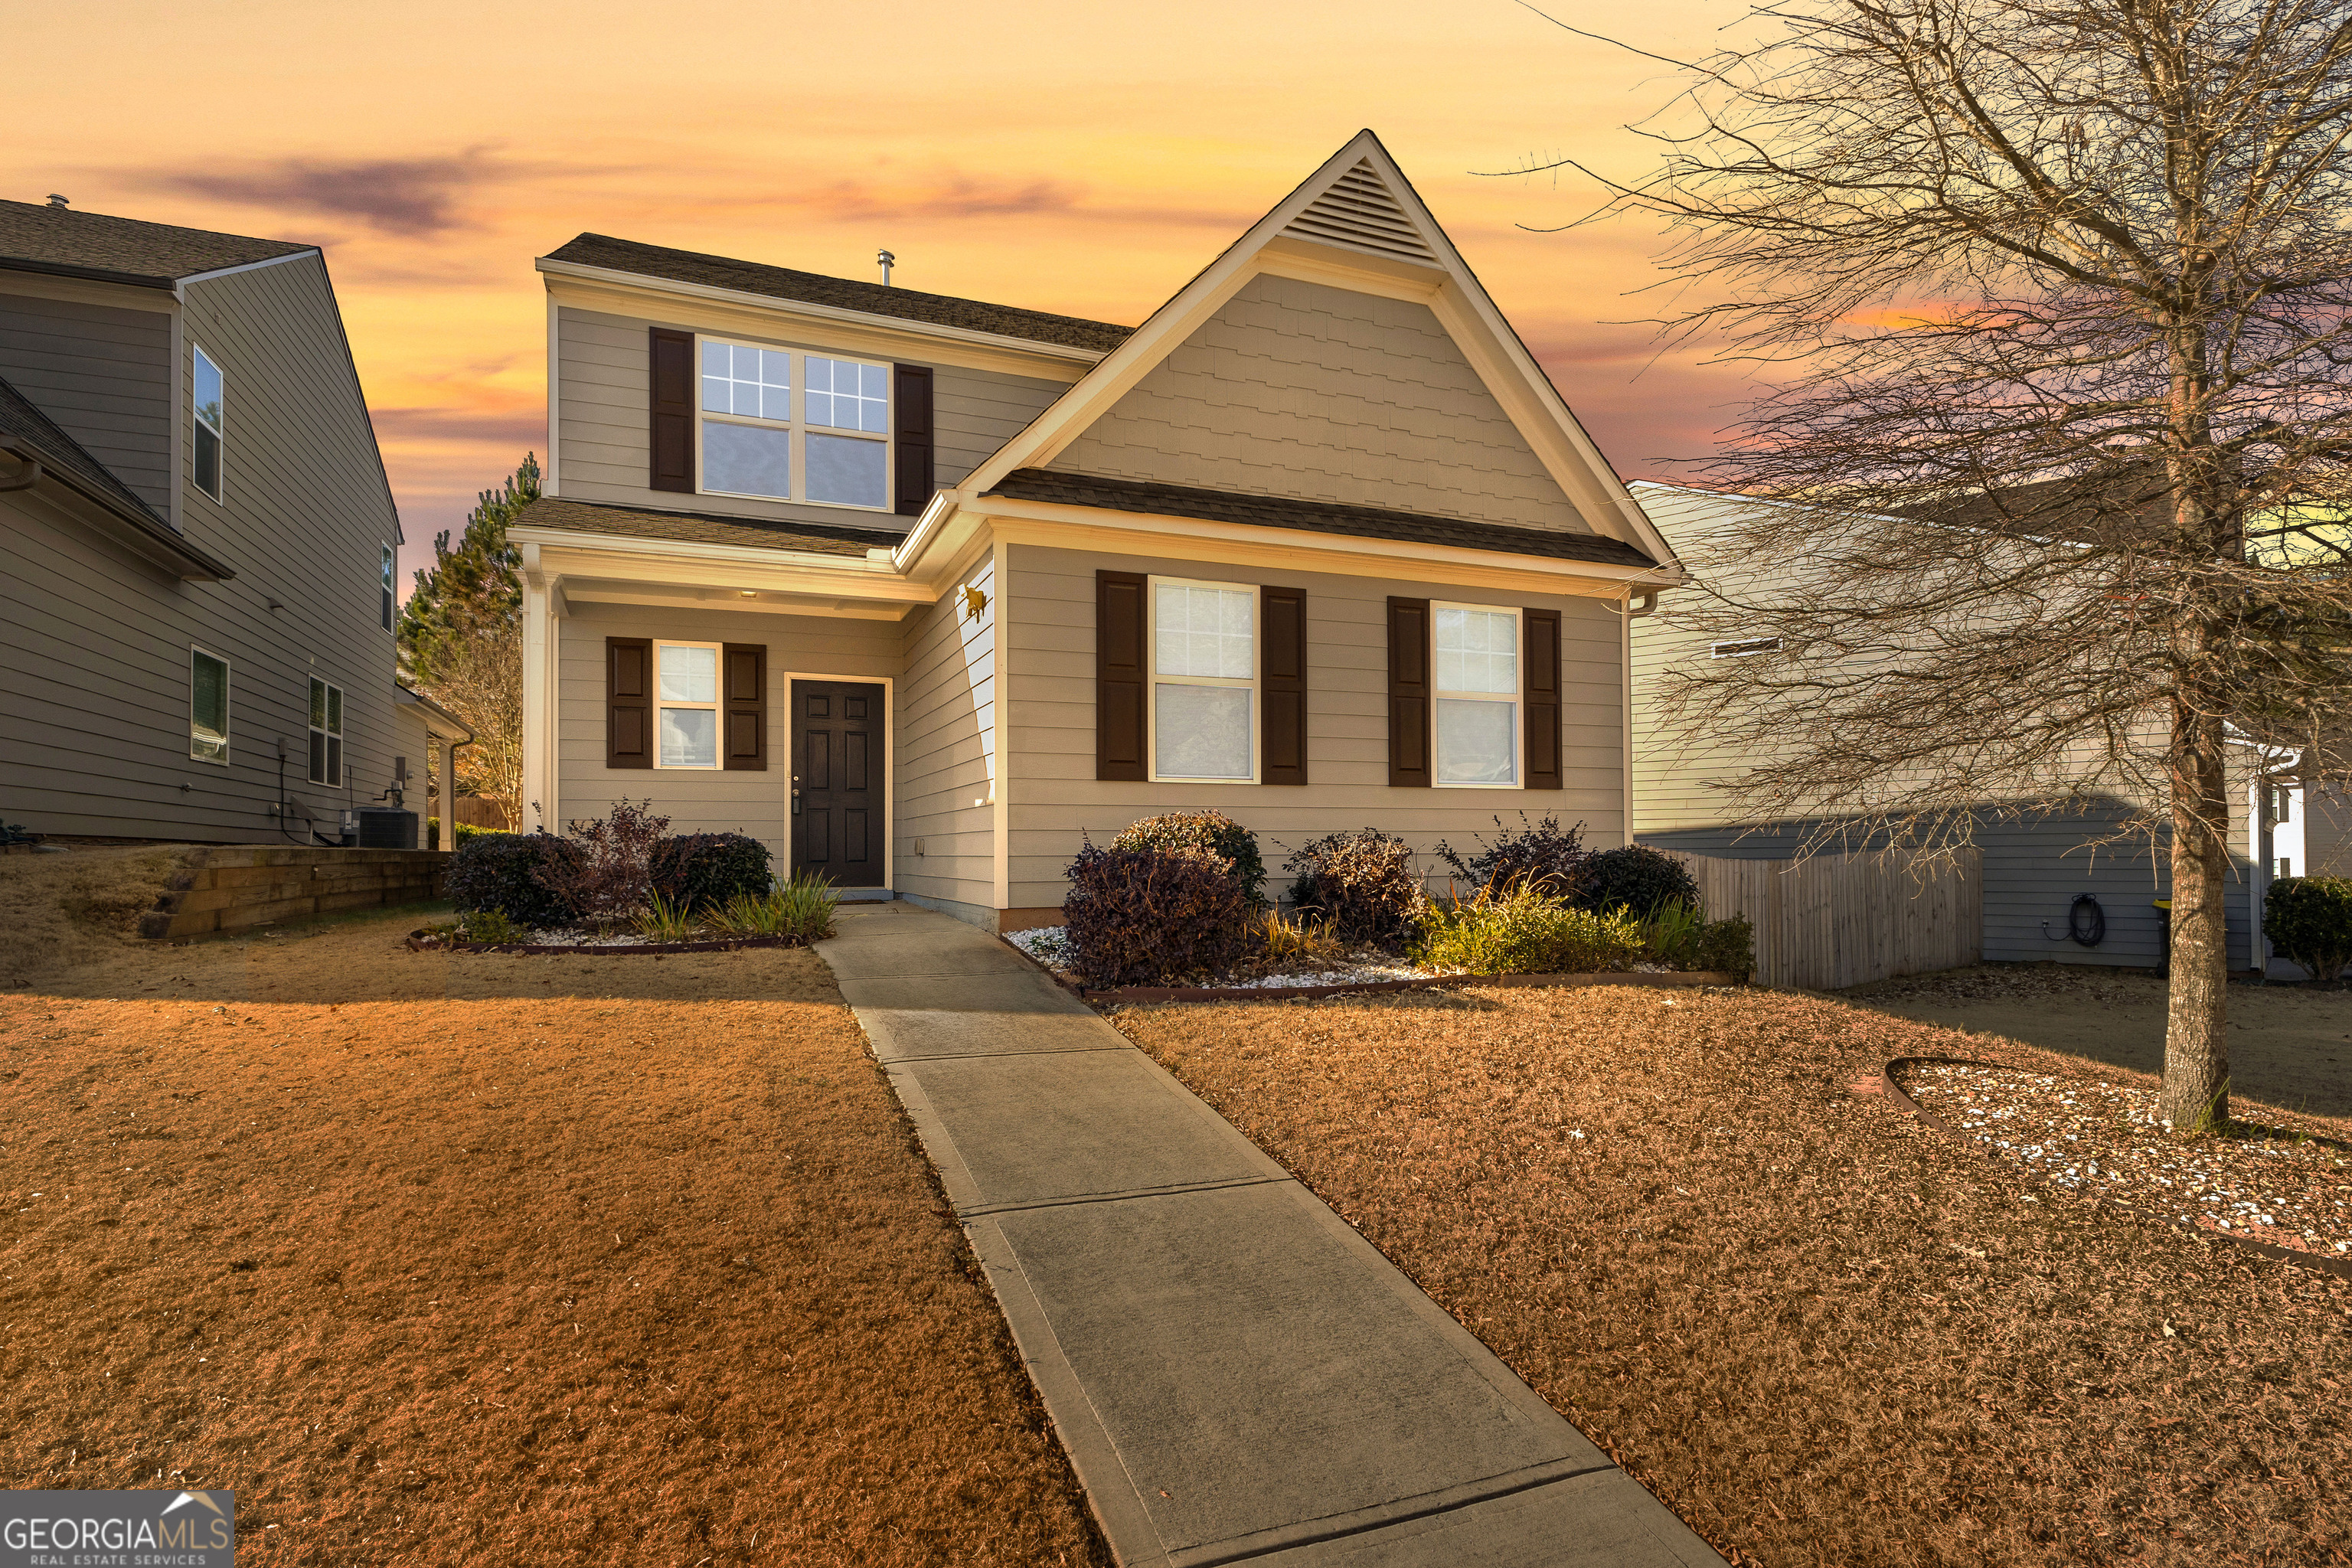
[{"xmin": 1662, "ymin": 848, "xmax": 1983, "ymax": 991}]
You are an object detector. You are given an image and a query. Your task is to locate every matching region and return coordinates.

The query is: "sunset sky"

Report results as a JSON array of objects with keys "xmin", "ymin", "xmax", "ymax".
[{"xmin": 9, "ymin": 0, "xmax": 1753, "ymax": 581}]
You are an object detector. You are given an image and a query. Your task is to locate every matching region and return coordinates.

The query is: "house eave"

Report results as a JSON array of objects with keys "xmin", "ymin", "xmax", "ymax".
[
  {"xmin": 534, "ymin": 257, "xmax": 1112, "ymax": 368},
  {"xmin": 1, "ymin": 437, "xmax": 234, "ymax": 580}
]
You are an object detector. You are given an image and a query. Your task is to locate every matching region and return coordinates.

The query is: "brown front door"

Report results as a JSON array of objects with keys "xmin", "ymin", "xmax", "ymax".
[{"xmin": 792, "ymin": 680, "xmax": 884, "ymax": 887}]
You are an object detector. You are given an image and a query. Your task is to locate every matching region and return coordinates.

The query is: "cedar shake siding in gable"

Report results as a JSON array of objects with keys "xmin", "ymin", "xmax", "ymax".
[
  {"xmin": 0, "ymin": 290, "xmax": 173, "ymax": 514},
  {"xmin": 1044, "ymin": 273, "xmax": 1594, "ymax": 535},
  {"xmin": 552, "ymin": 304, "xmax": 1070, "ymax": 531},
  {"xmin": 999, "ymin": 541, "xmax": 1627, "ymax": 912}
]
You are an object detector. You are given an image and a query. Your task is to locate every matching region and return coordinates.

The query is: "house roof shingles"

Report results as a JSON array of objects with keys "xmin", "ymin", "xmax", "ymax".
[
  {"xmin": 510, "ymin": 496, "xmax": 904, "ymax": 557},
  {"xmin": 985, "ymin": 469, "xmax": 1661, "ymax": 569},
  {"xmin": 0, "ymin": 199, "xmax": 314, "ymax": 288},
  {"xmin": 544, "ymin": 233, "xmax": 1134, "ymax": 355}
]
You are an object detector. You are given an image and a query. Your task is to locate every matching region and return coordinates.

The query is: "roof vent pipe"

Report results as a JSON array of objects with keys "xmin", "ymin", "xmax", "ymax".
[
  {"xmin": 877, "ymin": 249, "xmax": 895, "ymax": 286},
  {"xmin": 46, "ymin": 194, "xmax": 68, "ymax": 209}
]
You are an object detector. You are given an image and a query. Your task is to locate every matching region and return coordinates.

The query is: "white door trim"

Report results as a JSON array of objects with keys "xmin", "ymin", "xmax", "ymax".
[{"xmin": 783, "ymin": 670, "xmax": 894, "ymax": 891}]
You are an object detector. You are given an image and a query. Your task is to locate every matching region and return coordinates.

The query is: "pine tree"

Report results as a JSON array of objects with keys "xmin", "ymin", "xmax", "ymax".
[{"xmin": 400, "ymin": 453, "xmax": 539, "ymax": 825}]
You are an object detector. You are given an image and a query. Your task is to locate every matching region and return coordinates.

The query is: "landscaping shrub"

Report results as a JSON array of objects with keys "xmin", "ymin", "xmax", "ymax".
[
  {"xmin": 1692, "ymin": 914, "xmax": 1756, "ymax": 980},
  {"xmin": 446, "ymin": 831, "xmax": 581, "ymax": 929},
  {"xmin": 1062, "ymin": 839, "xmax": 1251, "ymax": 988},
  {"xmin": 2264, "ymin": 876, "xmax": 2352, "ymax": 983},
  {"xmin": 652, "ymin": 831, "xmax": 774, "ymax": 913},
  {"xmin": 1284, "ymin": 828, "xmax": 1429, "ymax": 947},
  {"xmin": 1574, "ymin": 844, "xmax": 1701, "ymax": 918},
  {"xmin": 1413, "ymin": 884, "xmax": 1645, "ymax": 975},
  {"xmin": 1112, "ymin": 809, "xmax": 1267, "ymax": 906},
  {"xmin": 1435, "ymin": 812, "xmax": 1592, "ymax": 897},
  {"xmin": 534, "ymin": 799, "xmax": 669, "ymax": 930}
]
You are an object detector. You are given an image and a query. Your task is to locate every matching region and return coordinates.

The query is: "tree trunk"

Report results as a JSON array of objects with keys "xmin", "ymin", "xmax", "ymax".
[{"xmin": 2161, "ymin": 691, "xmax": 2232, "ymax": 1131}]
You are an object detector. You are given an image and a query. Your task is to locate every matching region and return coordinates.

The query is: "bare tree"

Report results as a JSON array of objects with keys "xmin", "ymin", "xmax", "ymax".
[{"xmin": 1531, "ymin": 0, "xmax": 2352, "ymax": 1129}]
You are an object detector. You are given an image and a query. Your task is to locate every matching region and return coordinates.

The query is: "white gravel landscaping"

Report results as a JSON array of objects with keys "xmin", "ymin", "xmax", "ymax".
[
  {"xmin": 1904, "ymin": 1062, "xmax": 2352, "ymax": 1258},
  {"xmin": 1007, "ymin": 924, "xmax": 1435, "ymax": 990}
]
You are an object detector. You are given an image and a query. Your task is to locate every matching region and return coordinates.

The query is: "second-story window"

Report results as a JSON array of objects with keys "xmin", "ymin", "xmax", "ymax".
[
  {"xmin": 697, "ymin": 338, "xmax": 889, "ymax": 510},
  {"xmin": 381, "ymin": 545, "xmax": 395, "ymax": 632},
  {"xmin": 192, "ymin": 345, "xmax": 225, "ymax": 501}
]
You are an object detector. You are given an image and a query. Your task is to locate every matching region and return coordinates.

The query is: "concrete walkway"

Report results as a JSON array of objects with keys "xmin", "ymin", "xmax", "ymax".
[{"xmin": 817, "ymin": 903, "xmax": 1726, "ymax": 1568}]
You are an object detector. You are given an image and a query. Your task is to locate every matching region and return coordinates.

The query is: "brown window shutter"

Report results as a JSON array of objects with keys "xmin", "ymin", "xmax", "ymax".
[
  {"xmin": 1387, "ymin": 597, "xmax": 1430, "ymax": 787},
  {"xmin": 607, "ymin": 637, "xmax": 652, "ymax": 769},
  {"xmin": 1096, "ymin": 570, "xmax": 1147, "ymax": 781},
  {"xmin": 723, "ymin": 643, "xmax": 767, "ymax": 771},
  {"xmin": 1262, "ymin": 586, "xmax": 1308, "ymax": 786},
  {"xmin": 1524, "ymin": 608, "xmax": 1562, "ymax": 790},
  {"xmin": 648, "ymin": 327, "xmax": 694, "ymax": 494},
  {"xmin": 893, "ymin": 364, "xmax": 933, "ymax": 518}
]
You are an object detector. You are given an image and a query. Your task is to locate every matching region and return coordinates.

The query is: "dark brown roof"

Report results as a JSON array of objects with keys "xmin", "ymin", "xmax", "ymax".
[
  {"xmin": 509, "ymin": 496, "xmax": 903, "ymax": 557},
  {"xmin": 0, "ymin": 199, "xmax": 313, "ymax": 289},
  {"xmin": 1895, "ymin": 464, "xmax": 2181, "ymax": 544},
  {"xmin": 0, "ymin": 373, "xmax": 234, "ymax": 577},
  {"xmin": 544, "ymin": 233, "xmax": 1133, "ymax": 354},
  {"xmin": 984, "ymin": 469, "xmax": 1659, "ymax": 568}
]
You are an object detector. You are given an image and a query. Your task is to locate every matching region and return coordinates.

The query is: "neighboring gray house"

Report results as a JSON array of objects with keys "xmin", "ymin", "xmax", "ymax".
[
  {"xmin": 0, "ymin": 197, "xmax": 409, "ymax": 844},
  {"xmin": 510, "ymin": 132, "xmax": 1685, "ymax": 932},
  {"xmin": 1628, "ymin": 481, "xmax": 2282, "ymax": 972}
]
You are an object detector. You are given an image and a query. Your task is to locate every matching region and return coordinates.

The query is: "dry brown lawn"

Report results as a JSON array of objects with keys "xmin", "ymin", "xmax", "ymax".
[
  {"xmin": 1116, "ymin": 984, "xmax": 2352, "ymax": 1568},
  {"xmin": 0, "ymin": 887, "xmax": 1106, "ymax": 1567}
]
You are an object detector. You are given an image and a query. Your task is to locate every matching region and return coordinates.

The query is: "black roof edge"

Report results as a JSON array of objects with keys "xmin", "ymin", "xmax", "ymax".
[
  {"xmin": 0, "ymin": 436, "xmax": 235, "ymax": 579},
  {"xmin": 0, "ymin": 256, "xmax": 178, "ymax": 291}
]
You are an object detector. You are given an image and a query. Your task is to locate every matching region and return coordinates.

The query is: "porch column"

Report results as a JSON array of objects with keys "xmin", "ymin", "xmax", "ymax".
[{"xmin": 521, "ymin": 547, "xmax": 555, "ymax": 834}]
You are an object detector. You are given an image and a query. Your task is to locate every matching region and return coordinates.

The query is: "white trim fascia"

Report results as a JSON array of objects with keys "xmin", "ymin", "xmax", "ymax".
[
  {"xmin": 891, "ymin": 488, "xmax": 962, "ymax": 573},
  {"xmin": 545, "ymin": 295, "xmax": 561, "ymax": 497},
  {"xmin": 558, "ymin": 582, "xmax": 913, "ymax": 622},
  {"xmin": 782, "ymin": 671, "xmax": 896, "ymax": 893},
  {"xmin": 974, "ymin": 498, "xmax": 1685, "ymax": 596},
  {"xmin": 509, "ymin": 524, "xmax": 910, "ymax": 580},
  {"xmin": 171, "ymin": 249, "xmax": 318, "ymax": 298},
  {"xmin": 536, "ymin": 257, "xmax": 1111, "ymax": 368}
]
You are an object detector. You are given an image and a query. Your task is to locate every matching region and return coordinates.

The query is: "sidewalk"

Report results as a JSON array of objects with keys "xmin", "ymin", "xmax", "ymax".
[{"xmin": 817, "ymin": 903, "xmax": 1726, "ymax": 1568}]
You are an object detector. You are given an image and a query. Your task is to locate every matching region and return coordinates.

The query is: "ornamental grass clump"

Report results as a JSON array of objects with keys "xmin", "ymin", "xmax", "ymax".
[
  {"xmin": 710, "ymin": 874, "xmax": 840, "ymax": 942},
  {"xmin": 1413, "ymin": 883, "xmax": 1645, "ymax": 975},
  {"xmin": 633, "ymin": 890, "xmax": 700, "ymax": 942},
  {"xmin": 2264, "ymin": 877, "xmax": 2352, "ymax": 984},
  {"xmin": 1284, "ymin": 828, "xmax": 1428, "ymax": 948},
  {"xmin": 1112, "ymin": 809, "xmax": 1267, "ymax": 906},
  {"xmin": 1063, "ymin": 838, "xmax": 1251, "ymax": 988}
]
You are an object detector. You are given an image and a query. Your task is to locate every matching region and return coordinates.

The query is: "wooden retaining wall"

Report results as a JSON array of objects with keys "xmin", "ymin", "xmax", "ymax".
[
  {"xmin": 1664, "ymin": 848, "xmax": 1983, "ymax": 991},
  {"xmin": 139, "ymin": 847, "xmax": 451, "ymax": 939}
]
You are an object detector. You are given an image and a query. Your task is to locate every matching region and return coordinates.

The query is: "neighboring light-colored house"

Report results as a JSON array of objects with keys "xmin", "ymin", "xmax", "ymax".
[
  {"xmin": 1, "ymin": 197, "xmax": 412, "ymax": 844},
  {"xmin": 1628, "ymin": 481, "xmax": 2292, "ymax": 973},
  {"xmin": 510, "ymin": 131, "xmax": 1684, "ymax": 930}
]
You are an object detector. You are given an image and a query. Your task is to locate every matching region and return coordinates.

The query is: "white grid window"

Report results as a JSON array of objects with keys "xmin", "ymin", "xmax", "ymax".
[
  {"xmin": 192, "ymin": 345, "xmax": 224, "ymax": 501},
  {"xmin": 1151, "ymin": 579, "xmax": 1255, "ymax": 782},
  {"xmin": 308, "ymin": 677, "xmax": 343, "ymax": 786},
  {"xmin": 655, "ymin": 641, "xmax": 721, "ymax": 769},
  {"xmin": 1433, "ymin": 604, "xmax": 1519, "ymax": 786},
  {"xmin": 696, "ymin": 339, "xmax": 889, "ymax": 510},
  {"xmin": 190, "ymin": 648, "xmax": 229, "ymax": 764}
]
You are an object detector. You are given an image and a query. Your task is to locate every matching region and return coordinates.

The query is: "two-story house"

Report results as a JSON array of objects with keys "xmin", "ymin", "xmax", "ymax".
[
  {"xmin": 1, "ymin": 197, "xmax": 437, "ymax": 845},
  {"xmin": 510, "ymin": 131, "xmax": 1684, "ymax": 931}
]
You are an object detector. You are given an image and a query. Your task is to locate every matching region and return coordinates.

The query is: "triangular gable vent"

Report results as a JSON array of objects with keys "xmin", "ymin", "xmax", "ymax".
[{"xmin": 1279, "ymin": 159, "xmax": 1441, "ymax": 266}]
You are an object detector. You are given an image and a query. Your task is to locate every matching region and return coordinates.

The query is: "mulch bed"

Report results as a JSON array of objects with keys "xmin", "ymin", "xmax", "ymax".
[
  {"xmin": 406, "ymin": 929, "xmax": 815, "ymax": 956},
  {"xmin": 995, "ymin": 935, "xmax": 1736, "ymax": 1002},
  {"xmin": 2, "ymin": 914, "xmax": 1107, "ymax": 1567},
  {"xmin": 1114, "ymin": 983, "xmax": 2352, "ymax": 1568},
  {"xmin": 1886, "ymin": 1057, "xmax": 2352, "ymax": 1280}
]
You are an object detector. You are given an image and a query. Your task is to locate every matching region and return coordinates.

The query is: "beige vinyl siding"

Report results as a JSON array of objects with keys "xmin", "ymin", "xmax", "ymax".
[
  {"xmin": 1045, "ymin": 273, "xmax": 1592, "ymax": 535},
  {"xmin": 0, "ymin": 289, "xmax": 174, "ymax": 513},
  {"xmin": 554, "ymin": 601, "xmax": 899, "ymax": 871},
  {"xmin": 999, "ymin": 542, "xmax": 1625, "ymax": 910},
  {"xmin": 0, "ymin": 256, "xmax": 403, "ymax": 844},
  {"xmin": 893, "ymin": 550, "xmax": 999, "ymax": 916},
  {"xmin": 553, "ymin": 305, "xmax": 1070, "ymax": 527}
]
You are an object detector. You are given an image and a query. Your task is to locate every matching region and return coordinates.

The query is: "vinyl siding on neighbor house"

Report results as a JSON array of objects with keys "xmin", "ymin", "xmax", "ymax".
[
  {"xmin": 552, "ymin": 304, "xmax": 1073, "ymax": 529},
  {"xmin": 1046, "ymin": 273, "xmax": 1594, "ymax": 536},
  {"xmin": 552, "ymin": 601, "xmax": 898, "ymax": 867},
  {"xmin": 892, "ymin": 549, "xmax": 999, "ymax": 920},
  {"xmin": 0, "ymin": 285, "xmax": 174, "ymax": 514},
  {"xmin": 0, "ymin": 255, "xmax": 403, "ymax": 844},
  {"xmin": 998, "ymin": 541, "xmax": 1626, "ymax": 911}
]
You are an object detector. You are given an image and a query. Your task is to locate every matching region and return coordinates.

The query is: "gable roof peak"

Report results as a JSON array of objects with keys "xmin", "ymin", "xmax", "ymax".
[{"xmin": 1278, "ymin": 152, "xmax": 1442, "ymax": 268}]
